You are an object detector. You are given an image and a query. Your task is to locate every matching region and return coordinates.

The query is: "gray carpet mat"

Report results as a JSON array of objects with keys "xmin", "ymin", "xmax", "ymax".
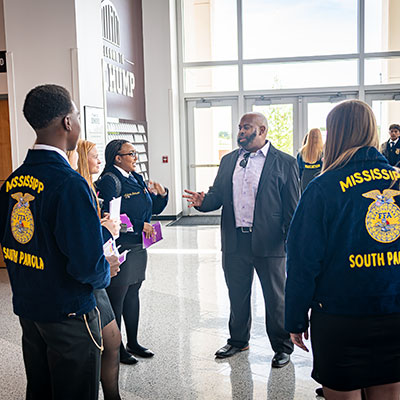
[{"xmin": 167, "ymin": 216, "xmax": 221, "ymax": 226}]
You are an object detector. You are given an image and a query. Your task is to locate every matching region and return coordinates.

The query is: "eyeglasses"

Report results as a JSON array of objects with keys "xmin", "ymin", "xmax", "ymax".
[
  {"xmin": 118, "ymin": 151, "xmax": 137, "ymax": 158},
  {"xmin": 239, "ymin": 152, "xmax": 250, "ymax": 168}
]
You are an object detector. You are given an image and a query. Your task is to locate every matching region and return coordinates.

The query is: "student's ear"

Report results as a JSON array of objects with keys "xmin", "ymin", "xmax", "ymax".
[
  {"xmin": 259, "ymin": 125, "xmax": 266, "ymax": 135},
  {"xmin": 115, "ymin": 154, "xmax": 122, "ymax": 164},
  {"xmin": 62, "ymin": 115, "xmax": 72, "ymax": 131}
]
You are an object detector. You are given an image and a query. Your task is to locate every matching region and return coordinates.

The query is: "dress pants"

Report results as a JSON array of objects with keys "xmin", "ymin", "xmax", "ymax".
[
  {"xmin": 19, "ymin": 308, "xmax": 102, "ymax": 400},
  {"xmin": 222, "ymin": 230, "xmax": 293, "ymax": 354}
]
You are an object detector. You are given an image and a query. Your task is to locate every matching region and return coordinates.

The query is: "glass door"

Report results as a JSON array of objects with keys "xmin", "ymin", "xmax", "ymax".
[
  {"xmin": 186, "ymin": 99, "xmax": 238, "ymax": 215},
  {"xmin": 303, "ymin": 94, "xmax": 356, "ymax": 145},
  {"xmin": 246, "ymin": 96, "xmax": 298, "ymax": 155},
  {"xmin": 246, "ymin": 93, "xmax": 357, "ymax": 158},
  {"xmin": 365, "ymin": 93, "xmax": 400, "ymax": 146}
]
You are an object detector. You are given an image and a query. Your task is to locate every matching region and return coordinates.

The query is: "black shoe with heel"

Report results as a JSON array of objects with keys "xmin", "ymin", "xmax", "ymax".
[{"xmin": 127, "ymin": 345, "xmax": 154, "ymax": 358}]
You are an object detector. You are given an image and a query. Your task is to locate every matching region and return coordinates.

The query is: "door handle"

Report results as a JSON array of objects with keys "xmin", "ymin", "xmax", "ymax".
[{"xmin": 189, "ymin": 164, "xmax": 220, "ymax": 168}]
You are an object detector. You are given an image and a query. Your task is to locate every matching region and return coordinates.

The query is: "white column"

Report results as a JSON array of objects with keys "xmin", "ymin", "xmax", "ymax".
[{"xmin": 142, "ymin": 0, "xmax": 182, "ymax": 217}]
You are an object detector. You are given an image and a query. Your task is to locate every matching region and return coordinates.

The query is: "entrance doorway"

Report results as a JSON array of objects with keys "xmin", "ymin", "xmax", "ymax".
[
  {"xmin": 247, "ymin": 93, "xmax": 356, "ymax": 156},
  {"xmin": 365, "ymin": 93, "xmax": 400, "ymax": 146},
  {"xmin": 185, "ymin": 98, "xmax": 238, "ymax": 215}
]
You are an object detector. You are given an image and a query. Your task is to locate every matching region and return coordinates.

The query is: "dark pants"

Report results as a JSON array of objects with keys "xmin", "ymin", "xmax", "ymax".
[
  {"xmin": 106, "ymin": 282, "xmax": 142, "ymax": 355},
  {"xmin": 223, "ymin": 231, "xmax": 293, "ymax": 354},
  {"xmin": 20, "ymin": 308, "xmax": 102, "ymax": 400}
]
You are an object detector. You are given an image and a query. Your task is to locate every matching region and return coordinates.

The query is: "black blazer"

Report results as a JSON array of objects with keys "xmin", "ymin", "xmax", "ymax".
[
  {"xmin": 197, "ymin": 145, "xmax": 300, "ymax": 257},
  {"xmin": 381, "ymin": 140, "xmax": 400, "ymax": 166}
]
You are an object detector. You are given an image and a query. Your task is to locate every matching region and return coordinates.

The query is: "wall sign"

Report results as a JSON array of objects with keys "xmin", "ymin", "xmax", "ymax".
[
  {"xmin": 84, "ymin": 106, "xmax": 106, "ymax": 167},
  {"xmin": 101, "ymin": 0, "xmax": 146, "ymax": 122},
  {"xmin": 0, "ymin": 51, "xmax": 6, "ymax": 73}
]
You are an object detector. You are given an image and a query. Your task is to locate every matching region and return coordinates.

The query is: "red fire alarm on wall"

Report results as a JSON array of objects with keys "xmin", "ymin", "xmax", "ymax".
[{"xmin": 162, "ymin": 156, "xmax": 168, "ymax": 163}]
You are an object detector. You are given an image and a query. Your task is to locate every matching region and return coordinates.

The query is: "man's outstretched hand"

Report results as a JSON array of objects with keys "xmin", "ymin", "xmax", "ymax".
[{"xmin": 183, "ymin": 189, "xmax": 205, "ymax": 208}]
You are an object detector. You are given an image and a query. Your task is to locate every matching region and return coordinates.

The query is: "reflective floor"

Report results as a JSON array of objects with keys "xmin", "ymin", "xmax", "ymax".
[{"xmin": 0, "ymin": 224, "xmax": 320, "ymax": 399}]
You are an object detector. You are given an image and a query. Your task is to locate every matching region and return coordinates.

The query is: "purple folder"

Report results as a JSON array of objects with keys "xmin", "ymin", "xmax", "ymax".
[
  {"xmin": 142, "ymin": 221, "xmax": 163, "ymax": 248},
  {"xmin": 120, "ymin": 213, "xmax": 133, "ymax": 229}
]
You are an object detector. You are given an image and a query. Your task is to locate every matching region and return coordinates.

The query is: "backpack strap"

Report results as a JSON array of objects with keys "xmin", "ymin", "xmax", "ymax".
[{"xmin": 100, "ymin": 172, "xmax": 122, "ymax": 198}]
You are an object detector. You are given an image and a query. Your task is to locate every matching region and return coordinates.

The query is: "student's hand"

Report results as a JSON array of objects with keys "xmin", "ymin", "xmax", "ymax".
[
  {"xmin": 183, "ymin": 189, "xmax": 205, "ymax": 208},
  {"xmin": 105, "ymin": 254, "xmax": 120, "ymax": 277},
  {"xmin": 290, "ymin": 331, "xmax": 309, "ymax": 352},
  {"xmin": 148, "ymin": 180, "xmax": 166, "ymax": 195},
  {"xmin": 101, "ymin": 215, "xmax": 121, "ymax": 237},
  {"xmin": 143, "ymin": 222, "xmax": 155, "ymax": 239}
]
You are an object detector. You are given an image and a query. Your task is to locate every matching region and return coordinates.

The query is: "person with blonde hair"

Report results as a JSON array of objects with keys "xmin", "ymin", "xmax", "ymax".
[
  {"xmin": 297, "ymin": 128, "xmax": 323, "ymax": 192},
  {"xmin": 285, "ymin": 100, "xmax": 400, "ymax": 399},
  {"xmin": 72, "ymin": 139, "xmax": 123, "ymax": 400}
]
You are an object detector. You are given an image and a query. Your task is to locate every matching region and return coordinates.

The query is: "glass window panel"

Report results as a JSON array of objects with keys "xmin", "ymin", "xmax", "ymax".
[
  {"xmin": 244, "ymin": 60, "xmax": 358, "ymax": 91},
  {"xmin": 307, "ymin": 102, "xmax": 339, "ymax": 143},
  {"xmin": 182, "ymin": 0, "xmax": 238, "ymax": 62},
  {"xmin": 184, "ymin": 66, "xmax": 239, "ymax": 93},
  {"xmin": 253, "ymin": 104, "xmax": 293, "ymax": 155},
  {"xmin": 193, "ymin": 106, "xmax": 233, "ymax": 191},
  {"xmin": 365, "ymin": 0, "xmax": 400, "ymax": 53},
  {"xmin": 365, "ymin": 58, "xmax": 400, "ymax": 85},
  {"xmin": 242, "ymin": 0, "xmax": 357, "ymax": 59},
  {"xmin": 371, "ymin": 100, "xmax": 400, "ymax": 145}
]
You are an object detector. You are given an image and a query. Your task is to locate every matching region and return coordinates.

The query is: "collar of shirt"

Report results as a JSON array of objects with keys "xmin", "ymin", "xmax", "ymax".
[
  {"xmin": 239, "ymin": 140, "xmax": 270, "ymax": 158},
  {"xmin": 32, "ymin": 144, "xmax": 69, "ymax": 163},
  {"xmin": 390, "ymin": 138, "xmax": 399, "ymax": 145},
  {"xmin": 113, "ymin": 164, "xmax": 130, "ymax": 178}
]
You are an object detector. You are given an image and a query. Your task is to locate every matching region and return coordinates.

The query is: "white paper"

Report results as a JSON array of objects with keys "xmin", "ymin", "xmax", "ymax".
[{"xmin": 109, "ymin": 196, "xmax": 122, "ymax": 224}]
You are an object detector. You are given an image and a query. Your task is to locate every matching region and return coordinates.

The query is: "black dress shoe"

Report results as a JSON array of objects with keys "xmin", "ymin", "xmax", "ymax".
[
  {"xmin": 127, "ymin": 345, "xmax": 154, "ymax": 358},
  {"xmin": 215, "ymin": 344, "xmax": 249, "ymax": 359},
  {"xmin": 271, "ymin": 352, "xmax": 290, "ymax": 368},
  {"xmin": 120, "ymin": 354, "xmax": 138, "ymax": 365}
]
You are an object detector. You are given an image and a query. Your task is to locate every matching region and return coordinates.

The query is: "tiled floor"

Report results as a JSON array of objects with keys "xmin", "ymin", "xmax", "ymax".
[{"xmin": 0, "ymin": 224, "xmax": 320, "ymax": 399}]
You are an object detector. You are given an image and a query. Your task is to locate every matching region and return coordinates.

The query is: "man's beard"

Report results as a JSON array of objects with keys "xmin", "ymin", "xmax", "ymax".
[{"xmin": 237, "ymin": 131, "xmax": 257, "ymax": 148}]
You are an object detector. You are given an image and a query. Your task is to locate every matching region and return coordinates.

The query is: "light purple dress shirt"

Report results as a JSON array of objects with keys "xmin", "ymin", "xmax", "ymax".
[{"xmin": 232, "ymin": 141, "xmax": 270, "ymax": 227}]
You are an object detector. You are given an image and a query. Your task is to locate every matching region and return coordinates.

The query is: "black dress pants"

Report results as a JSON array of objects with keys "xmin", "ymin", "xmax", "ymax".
[
  {"xmin": 222, "ymin": 231, "xmax": 293, "ymax": 354},
  {"xmin": 19, "ymin": 308, "xmax": 102, "ymax": 400}
]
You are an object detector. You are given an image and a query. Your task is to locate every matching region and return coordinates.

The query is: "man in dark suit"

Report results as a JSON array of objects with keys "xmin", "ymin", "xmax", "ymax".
[
  {"xmin": 183, "ymin": 112, "xmax": 300, "ymax": 368},
  {"xmin": 380, "ymin": 123, "xmax": 400, "ymax": 166}
]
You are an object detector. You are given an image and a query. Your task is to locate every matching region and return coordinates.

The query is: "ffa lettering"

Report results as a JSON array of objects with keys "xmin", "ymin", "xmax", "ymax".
[
  {"xmin": 349, "ymin": 250, "xmax": 400, "ymax": 268},
  {"xmin": 2, "ymin": 247, "xmax": 44, "ymax": 270},
  {"xmin": 6, "ymin": 175, "xmax": 44, "ymax": 194},
  {"xmin": 124, "ymin": 191, "xmax": 140, "ymax": 199},
  {"xmin": 339, "ymin": 169, "xmax": 398, "ymax": 193}
]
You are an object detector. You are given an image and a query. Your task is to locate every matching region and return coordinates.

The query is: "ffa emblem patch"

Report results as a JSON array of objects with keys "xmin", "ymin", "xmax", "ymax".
[
  {"xmin": 396, "ymin": 149, "xmax": 400, "ymax": 155},
  {"xmin": 10, "ymin": 192, "xmax": 35, "ymax": 244},
  {"xmin": 362, "ymin": 189, "xmax": 400, "ymax": 243}
]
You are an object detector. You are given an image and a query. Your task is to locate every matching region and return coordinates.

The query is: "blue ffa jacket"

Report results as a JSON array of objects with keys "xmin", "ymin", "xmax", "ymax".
[
  {"xmin": 285, "ymin": 147, "xmax": 400, "ymax": 333},
  {"xmin": 0, "ymin": 150, "xmax": 110, "ymax": 322},
  {"xmin": 96, "ymin": 166, "xmax": 168, "ymax": 245},
  {"xmin": 381, "ymin": 140, "xmax": 400, "ymax": 166},
  {"xmin": 296, "ymin": 153, "xmax": 323, "ymax": 192}
]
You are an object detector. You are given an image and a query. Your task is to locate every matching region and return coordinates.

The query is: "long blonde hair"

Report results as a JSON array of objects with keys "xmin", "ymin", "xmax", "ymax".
[
  {"xmin": 300, "ymin": 128, "xmax": 323, "ymax": 163},
  {"xmin": 322, "ymin": 100, "xmax": 379, "ymax": 173},
  {"xmin": 76, "ymin": 139, "xmax": 101, "ymax": 216}
]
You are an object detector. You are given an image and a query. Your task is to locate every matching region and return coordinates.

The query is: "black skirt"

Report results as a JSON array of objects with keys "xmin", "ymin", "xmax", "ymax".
[
  {"xmin": 310, "ymin": 310, "xmax": 400, "ymax": 391},
  {"xmin": 108, "ymin": 243, "xmax": 147, "ymax": 287},
  {"xmin": 94, "ymin": 289, "xmax": 115, "ymax": 329}
]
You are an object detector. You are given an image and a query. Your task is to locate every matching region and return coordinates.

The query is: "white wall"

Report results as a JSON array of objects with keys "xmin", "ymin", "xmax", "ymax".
[
  {"xmin": 142, "ymin": 0, "xmax": 182, "ymax": 217},
  {"xmin": 3, "ymin": 0, "xmax": 104, "ymax": 169},
  {"xmin": 74, "ymin": 0, "xmax": 105, "ymax": 115}
]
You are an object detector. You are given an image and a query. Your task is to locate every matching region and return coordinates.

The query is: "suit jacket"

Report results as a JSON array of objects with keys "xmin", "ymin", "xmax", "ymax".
[
  {"xmin": 197, "ymin": 145, "xmax": 300, "ymax": 257},
  {"xmin": 380, "ymin": 140, "xmax": 400, "ymax": 166}
]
